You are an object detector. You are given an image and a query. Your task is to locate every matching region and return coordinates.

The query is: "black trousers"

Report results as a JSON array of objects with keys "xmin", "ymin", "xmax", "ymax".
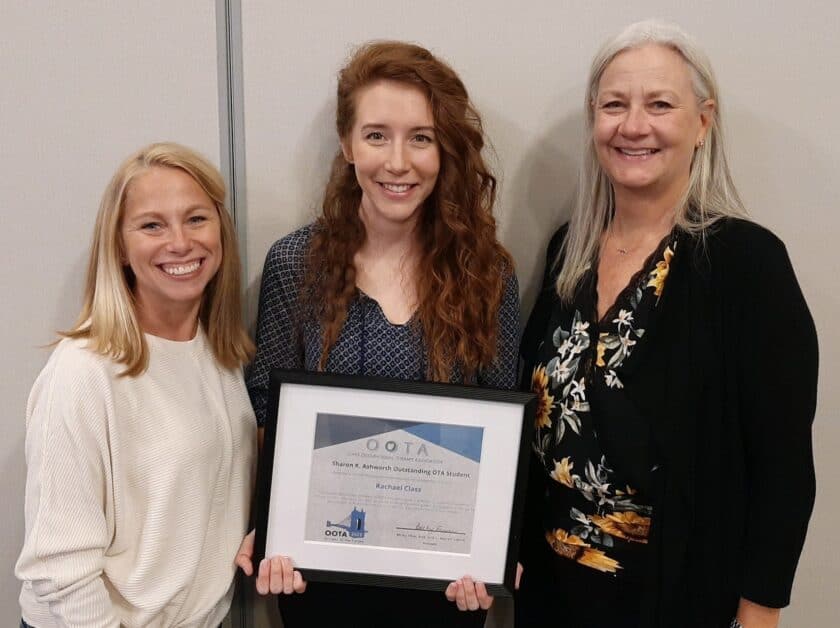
[
  {"xmin": 278, "ymin": 581, "xmax": 486, "ymax": 628},
  {"xmin": 514, "ymin": 556, "xmax": 643, "ymax": 628}
]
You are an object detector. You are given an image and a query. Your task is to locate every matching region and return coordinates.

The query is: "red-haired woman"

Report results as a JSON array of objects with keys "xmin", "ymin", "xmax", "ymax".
[{"xmin": 240, "ymin": 41, "xmax": 519, "ymax": 627}]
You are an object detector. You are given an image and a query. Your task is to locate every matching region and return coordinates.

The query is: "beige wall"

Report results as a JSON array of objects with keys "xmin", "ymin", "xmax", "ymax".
[
  {"xmin": 240, "ymin": 1, "xmax": 839, "ymax": 626},
  {"xmin": 0, "ymin": 1, "xmax": 222, "ymax": 619},
  {"xmin": 2, "ymin": 1, "xmax": 837, "ymax": 625}
]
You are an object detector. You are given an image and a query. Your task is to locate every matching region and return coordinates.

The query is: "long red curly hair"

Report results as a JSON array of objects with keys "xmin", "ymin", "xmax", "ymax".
[{"xmin": 306, "ymin": 41, "xmax": 513, "ymax": 382}]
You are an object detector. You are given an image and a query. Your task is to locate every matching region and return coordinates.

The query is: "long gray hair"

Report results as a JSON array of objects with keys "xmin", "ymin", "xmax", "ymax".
[{"xmin": 556, "ymin": 19, "xmax": 748, "ymax": 302}]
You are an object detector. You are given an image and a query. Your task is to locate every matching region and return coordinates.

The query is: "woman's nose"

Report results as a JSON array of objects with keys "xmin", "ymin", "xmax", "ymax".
[
  {"xmin": 385, "ymin": 142, "xmax": 409, "ymax": 173},
  {"xmin": 620, "ymin": 104, "xmax": 651, "ymax": 137},
  {"xmin": 166, "ymin": 226, "xmax": 191, "ymax": 252}
]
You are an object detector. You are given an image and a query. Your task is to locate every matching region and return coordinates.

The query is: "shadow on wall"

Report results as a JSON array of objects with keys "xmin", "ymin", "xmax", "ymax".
[
  {"xmin": 295, "ymin": 98, "xmax": 340, "ymax": 221},
  {"xmin": 2, "ymin": 430, "xmax": 26, "ymax": 604},
  {"xmin": 52, "ymin": 252, "xmax": 88, "ymax": 337},
  {"xmin": 489, "ymin": 105, "xmax": 585, "ymax": 320},
  {"xmin": 244, "ymin": 97, "xmax": 338, "ymax": 335}
]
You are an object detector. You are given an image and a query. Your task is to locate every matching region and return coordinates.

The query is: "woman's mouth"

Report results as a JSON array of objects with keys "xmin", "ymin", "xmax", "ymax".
[
  {"xmin": 379, "ymin": 182, "xmax": 416, "ymax": 194},
  {"xmin": 615, "ymin": 147, "xmax": 660, "ymax": 157},
  {"xmin": 160, "ymin": 259, "xmax": 202, "ymax": 276}
]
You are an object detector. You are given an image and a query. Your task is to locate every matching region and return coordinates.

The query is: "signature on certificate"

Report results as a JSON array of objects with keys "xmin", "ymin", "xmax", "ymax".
[{"xmin": 394, "ymin": 523, "xmax": 466, "ymax": 535}]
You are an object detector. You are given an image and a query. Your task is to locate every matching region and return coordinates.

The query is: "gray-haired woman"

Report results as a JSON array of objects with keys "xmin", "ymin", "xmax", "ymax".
[{"xmin": 517, "ymin": 20, "xmax": 817, "ymax": 628}]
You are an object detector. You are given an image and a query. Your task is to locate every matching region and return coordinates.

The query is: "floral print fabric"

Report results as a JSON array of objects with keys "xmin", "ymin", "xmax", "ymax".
[{"xmin": 530, "ymin": 235, "xmax": 677, "ymax": 576}]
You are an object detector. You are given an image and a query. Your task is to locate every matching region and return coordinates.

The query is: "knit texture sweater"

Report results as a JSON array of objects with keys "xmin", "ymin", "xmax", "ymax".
[{"xmin": 16, "ymin": 329, "xmax": 256, "ymax": 627}]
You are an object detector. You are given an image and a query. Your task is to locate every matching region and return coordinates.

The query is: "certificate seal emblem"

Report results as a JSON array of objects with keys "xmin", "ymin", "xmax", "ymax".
[{"xmin": 325, "ymin": 507, "xmax": 367, "ymax": 539}]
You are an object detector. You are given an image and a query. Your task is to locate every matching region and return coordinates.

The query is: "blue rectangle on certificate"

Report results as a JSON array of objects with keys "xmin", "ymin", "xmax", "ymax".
[{"xmin": 314, "ymin": 413, "xmax": 483, "ymax": 463}]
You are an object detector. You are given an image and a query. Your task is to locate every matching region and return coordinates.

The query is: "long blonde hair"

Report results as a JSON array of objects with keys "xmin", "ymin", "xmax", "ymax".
[
  {"xmin": 62, "ymin": 142, "xmax": 254, "ymax": 375},
  {"xmin": 557, "ymin": 19, "xmax": 748, "ymax": 301}
]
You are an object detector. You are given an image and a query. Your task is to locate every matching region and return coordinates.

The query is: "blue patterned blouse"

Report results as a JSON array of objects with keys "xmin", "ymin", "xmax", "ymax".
[{"xmin": 247, "ymin": 224, "xmax": 520, "ymax": 426}]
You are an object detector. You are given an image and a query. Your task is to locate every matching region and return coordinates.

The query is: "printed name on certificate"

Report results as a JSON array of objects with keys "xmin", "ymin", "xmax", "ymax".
[{"xmin": 304, "ymin": 413, "xmax": 484, "ymax": 554}]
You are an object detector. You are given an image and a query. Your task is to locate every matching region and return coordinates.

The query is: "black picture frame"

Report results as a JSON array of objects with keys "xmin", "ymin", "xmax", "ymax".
[{"xmin": 254, "ymin": 369, "xmax": 535, "ymax": 597}]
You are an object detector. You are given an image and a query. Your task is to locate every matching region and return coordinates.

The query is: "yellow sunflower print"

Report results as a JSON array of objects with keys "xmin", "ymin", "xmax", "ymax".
[
  {"xmin": 590, "ymin": 511, "xmax": 651, "ymax": 544},
  {"xmin": 595, "ymin": 333, "xmax": 607, "ymax": 367},
  {"xmin": 550, "ymin": 457, "xmax": 575, "ymax": 488},
  {"xmin": 646, "ymin": 244, "xmax": 674, "ymax": 297},
  {"xmin": 531, "ymin": 365, "xmax": 556, "ymax": 429},
  {"xmin": 545, "ymin": 528, "xmax": 621, "ymax": 573}
]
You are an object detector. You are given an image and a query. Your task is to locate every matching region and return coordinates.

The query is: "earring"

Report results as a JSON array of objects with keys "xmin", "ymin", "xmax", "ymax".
[{"xmin": 696, "ymin": 139, "xmax": 706, "ymax": 148}]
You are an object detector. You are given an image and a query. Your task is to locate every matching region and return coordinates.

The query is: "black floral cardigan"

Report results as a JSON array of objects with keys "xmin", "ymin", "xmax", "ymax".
[{"xmin": 519, "ymin": 218, "xmax": 818, "ymax": 627}]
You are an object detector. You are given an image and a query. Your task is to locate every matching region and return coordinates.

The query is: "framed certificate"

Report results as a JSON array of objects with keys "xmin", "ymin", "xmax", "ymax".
[{"xmin": 254, "ymin": 370, "xmax": 536, "ymax": 596}]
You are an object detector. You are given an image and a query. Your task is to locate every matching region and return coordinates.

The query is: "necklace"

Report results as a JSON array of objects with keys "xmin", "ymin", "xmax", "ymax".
[
  {"xmin": 607, "ymin": 217, "xmax": 674, "ymax": 256},
  {"xmin": 608, "ymin": 223, "xmax": 640, "ymax": 256}
]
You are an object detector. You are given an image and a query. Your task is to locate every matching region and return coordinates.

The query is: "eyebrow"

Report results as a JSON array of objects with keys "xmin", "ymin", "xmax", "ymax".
[
  {"xmin": 359, "ymin": 123, "xmax": 436, "ymax": 133},
  {"xmin": 127, "ymin": 205, "xmax": 213, "ymax": 221},
  {"xmin": 598, "ymin": 89, "xmax": 681, "ymax": 100}
]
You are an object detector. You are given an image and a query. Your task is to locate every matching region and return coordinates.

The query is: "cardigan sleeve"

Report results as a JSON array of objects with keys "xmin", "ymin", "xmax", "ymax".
[
  {"xmin": 477, "ymin": 270, "xmax": 520, "ymax": 390},
  {"xmin": 730, "ymin": 225, "xmax": 818, "ymax": 607},
  {"xmin": 15, "ymin": 344, "xmax": 119, "ymax": 627},
  {"xmin": 246, "ymin": 228, "xmax": 310, "ymax": 426},
  {"xmin": 517, "ymin": 226, "xmax": 567, "ymax": 567}
]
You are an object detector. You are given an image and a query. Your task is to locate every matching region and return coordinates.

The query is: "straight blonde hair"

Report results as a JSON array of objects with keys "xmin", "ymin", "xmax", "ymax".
[
  {"xmin": 62, "ymin": 142, "xmax": 254, "ymax": 375},
  {"xmin": 557, "ymin": 19, "xmax": 748, "ymax": 302}
]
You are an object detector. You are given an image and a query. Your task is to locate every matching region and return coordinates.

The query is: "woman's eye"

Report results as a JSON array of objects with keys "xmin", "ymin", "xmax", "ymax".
[
  {"xmin": 365, "ymin": 131, "xmax": 385, "ymax": 141},
  {"xmin": 413, "ymin": 134, "xmax": 434, "ymax": 144},
  {"xmin": 651, "ymin": 100, "xmax": 673, "ymax": 110},
  {"xmin": 188, "ymin": 215, "xmax": 208, "ymax": 225},
  {"xmin": 601, "ymin": 101, "xmax": 624, "ymax": 110},
  {"xmin": 141, "ymin": 222, "xmax": 161, "ymax": 231}
]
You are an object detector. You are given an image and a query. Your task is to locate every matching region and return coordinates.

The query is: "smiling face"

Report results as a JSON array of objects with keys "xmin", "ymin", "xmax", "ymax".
[
  {"xmin": 593, "ymin": 43, "xmax": 713, "ymax": 204},
  {"xmin": 341, "ymin": 80, "xmax": 440, "ymax": 230},
  {"xmin": 120, "ymin": 166, "xmax": 222, "ymax": 326}
]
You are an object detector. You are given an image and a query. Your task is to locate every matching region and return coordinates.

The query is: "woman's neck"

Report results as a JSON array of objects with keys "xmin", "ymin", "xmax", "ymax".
[
  {"xmin": 354, "ymin": 205, "xmax": 421, "ymax": 324},
  {"xmin": 357, "ymin": 205, "xmax": 421, "ymax": 267},
  {"xmin": 611, "ymin": 190, "xmax": 679, "ymax": 239},
  {"xmin": 136, "ymin": 301, "xmax": 200, "ymax": 341}
]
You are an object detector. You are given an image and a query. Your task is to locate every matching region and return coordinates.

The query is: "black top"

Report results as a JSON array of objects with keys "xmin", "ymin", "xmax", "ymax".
[
  {"xmin": 519, "ymin": 219, "xmax": 818, "ymax": 627},
  {"xmin": 528, "ymin": 232, "xmax": 677, "ymax": 589}
]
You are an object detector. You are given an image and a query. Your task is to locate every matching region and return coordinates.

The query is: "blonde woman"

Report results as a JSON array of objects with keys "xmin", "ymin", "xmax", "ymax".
[{"xmin": 16, "ymin": 143, "xmax": 256, "ymax": 627}]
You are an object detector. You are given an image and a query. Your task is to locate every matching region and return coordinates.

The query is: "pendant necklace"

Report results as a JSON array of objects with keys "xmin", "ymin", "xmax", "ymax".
[{"xmin": 609, "ymin": 222, "xmax": 638, "ymax": 256}]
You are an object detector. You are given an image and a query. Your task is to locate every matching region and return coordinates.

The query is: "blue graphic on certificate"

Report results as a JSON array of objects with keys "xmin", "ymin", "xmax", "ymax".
[{"xmin": 305, "ymin": 413, "xmax": 484, "ymax": 554}]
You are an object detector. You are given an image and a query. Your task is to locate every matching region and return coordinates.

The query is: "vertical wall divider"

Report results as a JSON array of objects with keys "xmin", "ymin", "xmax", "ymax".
[
  {"xmin": 217, "ymin": 0, "xmax": 249, "ymax": 313},
  {"xmin": 216, "ymin": 1, "xmax": 252, "ymax": 627}
]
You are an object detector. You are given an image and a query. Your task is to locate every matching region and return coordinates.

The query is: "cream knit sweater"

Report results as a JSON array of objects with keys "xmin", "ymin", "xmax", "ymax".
[{"xmin": 16, "ymin": 330, "xmax": 256, "ymax": 627}]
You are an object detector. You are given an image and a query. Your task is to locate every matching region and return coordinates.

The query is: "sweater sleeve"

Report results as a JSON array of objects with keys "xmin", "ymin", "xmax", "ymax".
[
  {"xmin": 477, "ymin": 270, "xmax": 520, "ymax": 390},
  {"xmin": 246, "ymin": 228, "xmax": 309, "ymax": 426},
  {"xmin": 730, "ymin": 225, "xmax": 818, "ymax": 607},
  {"xmin": 15, "ymin": 344, "xmax": 119, "ymax": 627}
]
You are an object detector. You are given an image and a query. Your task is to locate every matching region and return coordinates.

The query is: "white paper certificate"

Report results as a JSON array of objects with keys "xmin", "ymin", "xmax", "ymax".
[{"xmin": 304, "ymin": 413, "xmax": 483, "ymax": 554}]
